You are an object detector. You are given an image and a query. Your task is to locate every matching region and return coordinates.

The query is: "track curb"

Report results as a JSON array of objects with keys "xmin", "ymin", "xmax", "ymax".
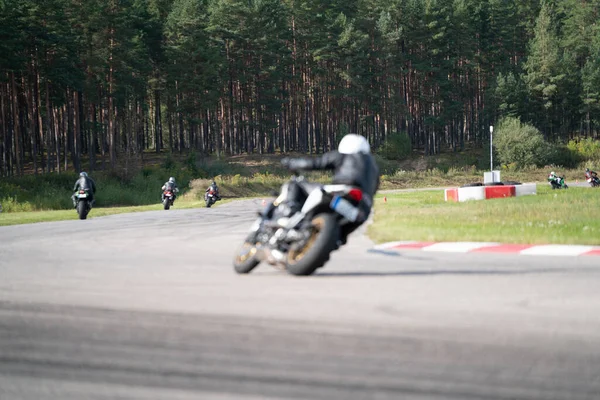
[{"xmin": 371, "ymin": 241, "xmax": 600, "ymax": 257}]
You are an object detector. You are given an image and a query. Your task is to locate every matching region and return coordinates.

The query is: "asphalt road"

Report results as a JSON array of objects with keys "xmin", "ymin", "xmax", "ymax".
[{"xmin": 1, "ymin": 199, "xmax": 600, "ymax": 400}]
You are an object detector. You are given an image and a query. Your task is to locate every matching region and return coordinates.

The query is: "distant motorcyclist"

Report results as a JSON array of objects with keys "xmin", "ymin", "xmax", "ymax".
[
  {"xmin": 161, "ymin": 177, "xmax": 179, "ymax": 202},
  {"xmin": 72, "ymin": 172, "xmax": 96, "ymax": 207},
  {"xmin": 585, "ymin": 168, "xmax": 599, "ymax": 186},
  {"xmin": 585, "ymin": 168, "xmax": 598, "ymax": 180},
  {"xmin": 205, "ymin": 180, "xmax": 221, "ymax": 201},
  {"xmin": 279, "ymin": 133, "xmax": 380, "ymax": 245},
  {"xmin": 548, "ymin": 171, "xmax": 565, "ymax": 189}
]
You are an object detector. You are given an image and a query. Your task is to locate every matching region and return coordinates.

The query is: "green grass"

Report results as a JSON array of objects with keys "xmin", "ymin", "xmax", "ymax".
[{"xmin": 368, "ymin": 185, "xmax": 600, "ymax": 245}]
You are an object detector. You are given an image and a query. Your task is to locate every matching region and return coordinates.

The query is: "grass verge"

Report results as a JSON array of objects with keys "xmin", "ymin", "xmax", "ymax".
[{"xmin": 368, "ymin": 185, "xmax": 600, "ymax": 245}]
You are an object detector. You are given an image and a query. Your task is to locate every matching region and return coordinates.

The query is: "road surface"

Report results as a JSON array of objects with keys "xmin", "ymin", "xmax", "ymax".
[{"xmin": 1, "ymin": 199, "xmax": 600, "ymax": 399}]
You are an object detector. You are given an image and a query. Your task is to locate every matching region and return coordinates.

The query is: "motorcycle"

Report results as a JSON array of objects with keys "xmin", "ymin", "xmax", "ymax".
[
  {"xmin": 233, "ymin": 174, "xmax": 368, "ymax": 276},
  {"xmin": 549, "ymin": 176, "xmax": 568, "ymax": 190},
  {"xmin": 585, "ymin": 173, "xmax": 600, "ymax": 187},
  {"xmin": 75, "ymin": 189, "xmax": 92, "ymax": 220},
  {"xmin": 162, "ymin": 189, "xmax": 175, "ymax": 210},
  {"xmin": 205, "ymin": 188, "xmax": 219, "ymax": 208}
]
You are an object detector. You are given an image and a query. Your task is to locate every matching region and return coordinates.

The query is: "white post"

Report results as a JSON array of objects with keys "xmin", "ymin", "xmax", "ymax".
[{"xmin": 489, "ymin": 125, "xmax": 494, "ymax": 171}]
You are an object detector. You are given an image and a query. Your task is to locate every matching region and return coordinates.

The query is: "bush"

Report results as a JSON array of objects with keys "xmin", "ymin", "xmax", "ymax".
[
  {"xmin": 566, "ymin": 137, "xmax": 600, "ymax": 161},
  {"xmin": 494, "ymin": 117, "xmax": 552, "ymax": 168},
  {"xmin": 185, "ymin": 151, "xmax": 199, "ymax": 176},
  {"xmin": 378, "ymin": 131, "xmax": 412, "ymax": 160},
  {"xmin": 547, "ymin": 145, "xmax": 581, "ymax": 168}
]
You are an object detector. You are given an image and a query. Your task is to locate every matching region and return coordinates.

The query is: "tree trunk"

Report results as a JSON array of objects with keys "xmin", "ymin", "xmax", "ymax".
[
  {"xmin": 90, "ymin": 103, "xmax": 96, "ymax": 172},
  {"xmin": 155, "ymin": 89, "xmax": 162, "ymax": 152},
  {"xmin": 72, "ymin": 90, "xmax": 81, "ymax": 172},
  {"xmin": 45, "ymin": 81, "xmax": 54, "ymax": 172},
  {"xmin": 35, "ymin": 63, "xmax": 46, "ymax": 173},
  {"xmin": 25, "ymin": 75, "xmax": 38, "ymax": 174},
  {"xmin": 108, "ymin": 31, "xmax": 116, "ymax": 168},
  {"xmin": 54, "ymin": 106, "xmax": 60, "ymax": 173}
]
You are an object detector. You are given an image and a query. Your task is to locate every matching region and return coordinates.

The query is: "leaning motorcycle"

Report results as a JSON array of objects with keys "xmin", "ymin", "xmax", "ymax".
[
  {"xmin": 549, "ymin": 176, "xmax": 568, "ymax": 189},
  {"xmin": 162, "ymin": 189, "xmax": 175, "ymax": 210},
  {"xmin": 74, "ymin": 189, "xmax": 92, "ymax": 220},
  {"xmin": 586, "ymin": 174, "xmax": 600, "ymax": 188},
  {"xmin": 205, "ymin": 188, "xmax": 219, "ymax": 208},
  {"xmin": 233, "ymin": 174, "xmax": 367, "ymax": 276}
]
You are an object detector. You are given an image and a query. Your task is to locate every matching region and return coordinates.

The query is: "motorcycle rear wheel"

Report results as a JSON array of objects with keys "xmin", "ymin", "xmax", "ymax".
[
  {"xmin": 234, "ymin": 242, "xmax": 260, "ymax": 274},
  {"xmin": 77, "ymin": 200, "xmax": 88, "ymax": 220},
  {"xmin": 286, "ymin": 213, "xmax": 338, "ymax": 276},
  {"xmin": 163, "ymin": 199, "xmax": 170, "ymax": 210}
]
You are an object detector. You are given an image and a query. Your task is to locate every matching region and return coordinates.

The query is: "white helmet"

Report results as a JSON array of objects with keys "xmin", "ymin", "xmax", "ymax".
[
  {"xmin": 169, "ymin": 177, "xmax": 175, "ymax": 183},
  {"xmin": 550, "ymin": 171, "xmax": 555, "ymax": 177},
  {"xmin": 338, "ymin": 134, "xmax": 371, "ymax": 154}
]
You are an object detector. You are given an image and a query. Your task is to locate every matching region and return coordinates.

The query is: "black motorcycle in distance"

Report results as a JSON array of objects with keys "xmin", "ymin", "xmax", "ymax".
[{"xmin": 74, "ymin": 189, "xmax": 92, "ymax": 219}]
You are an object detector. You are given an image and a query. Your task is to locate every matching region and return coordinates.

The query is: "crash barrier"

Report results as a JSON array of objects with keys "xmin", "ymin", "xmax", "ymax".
[{"xmin": 444, "ymin": 183, "xmax": 536, "ymax": 202}]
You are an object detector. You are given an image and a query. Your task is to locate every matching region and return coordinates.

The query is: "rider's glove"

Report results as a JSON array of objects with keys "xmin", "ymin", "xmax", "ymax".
[{"xmin": 281, "ymin": 157, "xmax": 311, "ymax": 171}]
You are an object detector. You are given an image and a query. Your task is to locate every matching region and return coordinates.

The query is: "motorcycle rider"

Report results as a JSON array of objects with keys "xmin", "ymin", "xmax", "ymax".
[
  {"xmin": 161, "ymin": 177, "xmax": 179, "ymax": 203},
  {"xmin": 278, "ymin": 133, "xmax": 380, "ymax": 245},
  {"xmin": 548, "ymin": 171, "xmax": 563, "ymax": 188},
  {"xmin": 585, "ymin": 168, "xmax": 598, "ymax": 181},
  {"xmin": 72, "ymin": 172, "xmax": 96, "ymax": 207},
  {"xmin": 205, "ymin": 180, "xmax": 221, "ymax": 201}
]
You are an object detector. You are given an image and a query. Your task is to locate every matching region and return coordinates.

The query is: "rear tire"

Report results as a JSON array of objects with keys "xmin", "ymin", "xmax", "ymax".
[
  {"xmin": 285, "ymin": 213, "xmax": 338, "ymax": 276},
  {"xmin": 163, "ymin": 199, "xmax": 170, "ymax": 210},
  {"xmin": 233, "ymin": 242, "xmax": 261, "ymax": 274},
  {"xmin": 77, "ymin": 200, "xmax": 88, "ymax": 220}
]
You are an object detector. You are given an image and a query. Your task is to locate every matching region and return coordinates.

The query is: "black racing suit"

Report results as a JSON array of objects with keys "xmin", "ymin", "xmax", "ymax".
[
  {"xmin": 281, "ymin": 150, "xmax": 380, "ymax": 243},
  {"xmin": 162, "ymin": 182, "xmax": 178, "ymax": 202},
  {"xmin": 72, "ymin": 176, "xmax": 97, "ymax": 207}
]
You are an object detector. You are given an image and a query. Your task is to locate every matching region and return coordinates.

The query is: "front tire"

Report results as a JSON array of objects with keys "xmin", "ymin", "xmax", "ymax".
[
  {"xmin": 234, "ymin": 241, "xmax": 261, "ymax": 274},
  {"xmin": 77, "ymin": 200, "xmax": 88, "ymax": 220},
  {"xmin": 285, "ymin": 213, "xmax": 338, "ymax": 276}
]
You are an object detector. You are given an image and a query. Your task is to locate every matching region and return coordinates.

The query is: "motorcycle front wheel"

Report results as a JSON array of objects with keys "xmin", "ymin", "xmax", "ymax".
[
  {"xmin": 286, "ymin": 213, "xmax": 338, "ymax": 276},
  {"xmin": 233, "ymin": 241, "xmax": 261, "ymax": 274}
]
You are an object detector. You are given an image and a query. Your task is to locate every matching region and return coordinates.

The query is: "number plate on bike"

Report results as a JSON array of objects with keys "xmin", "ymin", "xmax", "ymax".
[
  {"xmin": 330, "ymin": 196, "xmax": 359, "ymax": 222},
  {"xmin": 78, "ymin": 193, "xmax": 87, "ymax": 198}
]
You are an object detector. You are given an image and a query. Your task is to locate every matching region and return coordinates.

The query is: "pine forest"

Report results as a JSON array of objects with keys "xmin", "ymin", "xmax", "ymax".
[{"xmin": 1, "ymin": 0, "xmax": 600, "ymax": 176}]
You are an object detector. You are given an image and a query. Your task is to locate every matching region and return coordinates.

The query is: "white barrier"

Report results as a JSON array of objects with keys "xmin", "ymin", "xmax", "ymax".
[
  {"xmin": 458, "ymin": 186, "xmax": 486, "ymax": 201},
  {"xmin": 515, "ymin": 183, "xmax": 537, "ymax": 196},
  {"xmin": 445, "ymin": 183, "xmax": 537, "ymax": 202}
]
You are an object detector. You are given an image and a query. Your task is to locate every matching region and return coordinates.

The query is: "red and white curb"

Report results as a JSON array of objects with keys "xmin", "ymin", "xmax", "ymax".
[
  {"xmin": 372, "ymin": 241, "xmax": 600, "ymax": 257},
  {"xmin": 445, "ymin": 183, "xmax": 537, "ymax": 202}
]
